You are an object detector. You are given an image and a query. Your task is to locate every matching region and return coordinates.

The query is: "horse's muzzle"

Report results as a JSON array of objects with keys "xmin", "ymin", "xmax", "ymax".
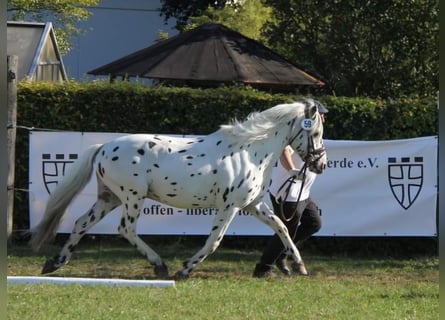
[
  {"xmin": 309, "ymin": 162, "xmax": 326, "ymax": 174},
  {"xmin": 307, "ymin": 149, "xmax": 327, "ymax": 174}
]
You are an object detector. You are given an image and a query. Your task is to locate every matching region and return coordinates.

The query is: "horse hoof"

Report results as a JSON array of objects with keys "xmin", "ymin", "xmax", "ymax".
[
  {"xmin": 154, "ymin": 263, "xmax": 169, "ymax": 278},
  {"xmin": 41, "ymin": 258, "xmax": 59, "ymax": 274},
  {"xmin": 174, "ymin": 270, "xmax": 190, "ymax": 281}
]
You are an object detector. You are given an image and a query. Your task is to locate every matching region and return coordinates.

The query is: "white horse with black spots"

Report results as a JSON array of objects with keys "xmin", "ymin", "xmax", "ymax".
[{"xmin": 30, "ymin": 98, "xmax": 327, "ymax": 279}]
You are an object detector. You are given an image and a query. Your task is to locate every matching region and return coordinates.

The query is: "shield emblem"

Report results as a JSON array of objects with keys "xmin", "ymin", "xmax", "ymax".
[
  {"xmin": 387, "ymin": 157, "xmax": 423, "ymax": 210},
  {"xmin": 42, "ymin": 153, "xmax": 78, "ymax": 194}
]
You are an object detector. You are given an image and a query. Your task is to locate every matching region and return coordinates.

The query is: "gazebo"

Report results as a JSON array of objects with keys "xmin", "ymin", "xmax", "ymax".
[{"xmin": 88, "ymin": 23, "xmax": 324, "ymax": 90}]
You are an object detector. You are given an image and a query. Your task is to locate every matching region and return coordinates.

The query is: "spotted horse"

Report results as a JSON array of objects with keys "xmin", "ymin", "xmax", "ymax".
[{"xmin": 30, "ymin": 99, "xmax": 327, "ymax": 279}]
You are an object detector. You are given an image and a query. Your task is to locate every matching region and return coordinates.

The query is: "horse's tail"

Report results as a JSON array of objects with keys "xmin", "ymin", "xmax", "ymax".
[{"xmin": 29, "ymin": 144, "xmax": 103, "ymax": 251}]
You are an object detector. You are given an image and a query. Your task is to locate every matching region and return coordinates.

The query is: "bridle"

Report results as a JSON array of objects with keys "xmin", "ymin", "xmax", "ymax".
[
  {"xmin": 276, "ymin": 103, "xmax": 326, "ymax": 222},
  {"xmin": 288, "ymin": 103, "xmax": 326, "ymax": 170}
]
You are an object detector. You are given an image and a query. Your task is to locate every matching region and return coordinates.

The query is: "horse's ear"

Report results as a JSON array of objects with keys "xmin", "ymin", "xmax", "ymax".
[
  {"xmin": 309, "ymin": 105, "xmax": 318, "ymax": 120},
  {"xmin": 303, "ymin": 98, "xmax": 318, "ymax": 120}
]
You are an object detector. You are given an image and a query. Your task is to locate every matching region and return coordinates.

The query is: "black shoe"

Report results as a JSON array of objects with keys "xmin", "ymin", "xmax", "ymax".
[
  {"xmin": 253, "ymin": 263, "xmax": 277, "ymax": 278},
  {"xmin": 275, "ymin": 259, "xmax": 291, "ymax": 276}
]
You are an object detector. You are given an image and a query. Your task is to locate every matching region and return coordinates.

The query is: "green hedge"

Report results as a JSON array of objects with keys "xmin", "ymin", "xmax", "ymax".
[
  {"xmin": 13, "ymin": 81, "xmax": 438, "ymax": 231},
  {"xmin": 17, "ymin": 81, "xmax": 438, "ymax": 138}
]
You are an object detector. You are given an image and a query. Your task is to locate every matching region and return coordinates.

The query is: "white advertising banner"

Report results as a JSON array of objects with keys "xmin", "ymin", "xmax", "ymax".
[
  {"xmin": 312, "ymin": 136, "xmax": 437, "ymax": 236},
  {"xmin": 29, "ymin": 132, "xmax": 438, "ymax": 236}
]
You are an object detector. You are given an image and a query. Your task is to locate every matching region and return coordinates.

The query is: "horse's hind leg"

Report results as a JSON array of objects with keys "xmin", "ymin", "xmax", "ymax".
[
  {"xmin": 118, "ymin": 196, "xmax": 169, "ymax": 278},
  {"xmin": 175, "ymin": 208, "xmax": 238, "ymax": 279},
  {"xmin": 41, "ymin": 182, "xmax": 121, "ymax": 274}
]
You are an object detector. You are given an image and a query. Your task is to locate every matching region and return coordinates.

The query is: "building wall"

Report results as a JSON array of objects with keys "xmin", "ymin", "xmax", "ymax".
[
  {"xmin": 7, "ymin": 25, "xmax": 43, "ymax": 80},
  {"xmin": 63, "ymin": 0, "xmax": 177, "ymax": 80}
]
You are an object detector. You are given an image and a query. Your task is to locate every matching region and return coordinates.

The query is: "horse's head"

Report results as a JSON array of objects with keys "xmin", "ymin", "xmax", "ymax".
[{"xmin": 289, "ymin": 99, "xmax": 327, "ymax": 174}]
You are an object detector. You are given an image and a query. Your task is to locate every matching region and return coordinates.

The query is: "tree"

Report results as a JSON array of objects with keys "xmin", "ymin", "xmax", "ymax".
[
  {"xmin": 8, "ymin": 0, "xmax": 99, "ymax": 55},
  {"xmin": 263, "ymin": 0, "xmax": 438, "ymax": 98},
  {"xmin": 186, "ymin": 0, "xmax": 272, "ymax": 41},
  {"xmin": 160, "ymin": 0, "xmax": 229, "ymax": 31},
  {"xmin": 160, "ymin": 0, "xmax": 272, "ymax": 41}
]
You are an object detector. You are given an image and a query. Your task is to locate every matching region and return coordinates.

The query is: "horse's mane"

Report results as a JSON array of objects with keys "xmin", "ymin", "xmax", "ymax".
[{"xmin": 218, "ymin": 102, "xmax": 303, "ymax": 141}]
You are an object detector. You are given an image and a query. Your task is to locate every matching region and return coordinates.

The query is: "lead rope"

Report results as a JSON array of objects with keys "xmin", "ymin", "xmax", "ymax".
[{"xmin": 277, "ymin": 162, "xmax": 308, "ymax": 222}]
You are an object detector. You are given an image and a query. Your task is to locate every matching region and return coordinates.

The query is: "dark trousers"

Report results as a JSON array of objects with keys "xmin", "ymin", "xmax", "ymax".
[{"xmin": 258, "ymin": 194, "xmax": 322, "ymax": 267}]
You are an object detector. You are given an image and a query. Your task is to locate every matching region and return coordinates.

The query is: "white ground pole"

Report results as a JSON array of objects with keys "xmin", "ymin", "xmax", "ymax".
[{"xmin": 7, "ymin": 276, "xmax": 175, "ymax": 288}]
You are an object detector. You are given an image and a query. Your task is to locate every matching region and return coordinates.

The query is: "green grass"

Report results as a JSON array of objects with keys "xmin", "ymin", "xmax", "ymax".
[{"xmin": 7, "ymin": 237, "xmax": 438, "ymax": 320}]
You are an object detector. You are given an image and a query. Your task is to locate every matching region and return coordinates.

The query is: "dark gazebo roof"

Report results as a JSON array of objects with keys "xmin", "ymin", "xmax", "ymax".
[{"xmin": 88, "ymin": 23, "xmax": 324, "ymax": 88}]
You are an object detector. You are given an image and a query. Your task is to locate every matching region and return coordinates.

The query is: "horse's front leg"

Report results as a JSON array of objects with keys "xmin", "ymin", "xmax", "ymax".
[
  {"xmin": 175, "ymin": 207, "xmax": 238, "ymax": 280},
  {"xmin": 245, "ymin": 201, "xmax": 303, "ymax": 265}
]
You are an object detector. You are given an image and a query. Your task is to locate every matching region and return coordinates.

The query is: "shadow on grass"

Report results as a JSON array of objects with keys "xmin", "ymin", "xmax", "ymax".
[
  {"xmin": 8, "ymin": 234, "xmax": 438, "ymax": 281},
  {"xmin": 9, "ymin": 234, "xmax": 438, "ymax": 264},
  {"xmin": 9, "ymin": 235, "xmax": 263, "ymax": 262}
]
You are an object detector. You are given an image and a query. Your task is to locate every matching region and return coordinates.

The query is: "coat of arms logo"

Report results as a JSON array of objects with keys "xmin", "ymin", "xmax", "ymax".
[
  {"xmin": 41, "ymin": 153, "xmax": 78, "ymax": 194},
  {"xmin": 387, "ymin": 157, "xmax": 423, "ymax": 210}
]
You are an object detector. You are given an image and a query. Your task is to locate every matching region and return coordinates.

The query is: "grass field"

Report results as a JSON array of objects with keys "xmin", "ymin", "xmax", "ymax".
[{"xmin": 7, "ymin": 237, "xmax": 438, "ymax": 320}]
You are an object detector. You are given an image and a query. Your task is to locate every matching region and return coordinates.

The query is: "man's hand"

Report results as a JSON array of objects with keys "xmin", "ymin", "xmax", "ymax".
[{"xmin": 288, "ymin": 169, "xmax": 304, "ymax": 180}]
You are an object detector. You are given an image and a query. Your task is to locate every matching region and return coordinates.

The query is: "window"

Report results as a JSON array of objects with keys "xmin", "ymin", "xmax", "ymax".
[{"xmin": 35, "ymin": 61, "xmax": 62, "ymax": 81}]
